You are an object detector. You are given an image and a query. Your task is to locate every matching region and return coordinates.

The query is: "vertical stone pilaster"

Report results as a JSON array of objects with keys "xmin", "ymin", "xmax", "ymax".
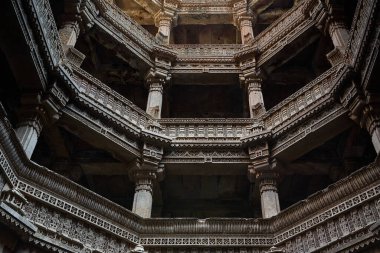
[
  {"xmin": 245, "ymin": 77, "xmax": 266, "ymax": 118},
  {"xmin": 328, "ymin": 19, "xmax": 349, "ymax": 49},
  {"xmin": 16, "ymin": 94, "xmax": 45, "ymax": 159},
  {"xmin": 146, "ymin": 77, "xmax": 165, "ymax": 119},
  {"xmin": 258, "ymin": 174, "xmax": 280, "ymax": 219},
  {"xmin": 362, "ymin": 105, "xmax": 380, "ymax": 154},
  {"xmin": 233, "ymin": 0, "xmax": 256, "ymax": 44},
  {"xmin": 16, "ymin": 116, "xmax": 43, "ymax": 159},
  {"xmin": 59, "ymin": 21, "xmax": 80, "ymax": 48},
  {"xmin": 325, "ymin": 1, "xmax": 350, "ymax": 65},
  {"xmin": 155, "ymin": 12, "xmax": 176, "ymax": 44},
  {"xmin": 131, "ymin": 171, "xmax": 156, "ymax": 218},
  {"xmin": 238, "ymin": 16, "xmax": 255, "ymax": 45},
  {"xmin": 129, "ymin": 143, "xmax": 164, "ymax": 218},
  {"xmin": 248, "ymin": 143, "xmax": 280, "ymax": 219}
]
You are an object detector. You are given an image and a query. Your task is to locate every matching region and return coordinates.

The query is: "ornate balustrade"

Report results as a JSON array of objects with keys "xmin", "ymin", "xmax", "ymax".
[
  {"xmin": 81, "ymin": 0, "xmax": 158, "ymax": 66},
  {"xmin": 170, "ymin": 44, "xmax": 242, "ymax": 60},
  {"xmin": 72, "ymin": 67, "xmax": 153, "ymax": 132},
  {"xmin": 263, "ymin": 64, "xmax": 343, "ymax": 135},
  {"xmin": 235, "ymin": 0, "xmax": 317, "ymax": 67},
  {"xmin": 27, "ymin": 0, "xmax": 65, "ymax": 69},
  {"xmin": 159, "ymin": 118, "xmax": 254, "ymax": 141}
]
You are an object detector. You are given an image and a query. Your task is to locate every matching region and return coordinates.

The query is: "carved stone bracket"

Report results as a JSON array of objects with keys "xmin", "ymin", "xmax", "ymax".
[{"xmin": 0, "ymin": 186, "xmax": 28, "ymax": 216}]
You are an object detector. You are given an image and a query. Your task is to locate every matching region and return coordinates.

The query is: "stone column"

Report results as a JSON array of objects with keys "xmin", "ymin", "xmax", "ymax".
[
  {"xmin": 59, "ymin": 21, "xmax": 80, "ymax": 48},
  {"xmin": 16, "ymin": 95, "xmax": 45, "ymax": 159},
  {"xmin": 155, "ymin": 13, "xmax": 175, "ymax": 44},
  {"xmin": 16, "ymin": 116, "xmax": 43, "ymax": 159},
  {"xmin": 328, "ymin": 18, "xmax": 349, "ymax": 49},
  {"xmin": 58, "ymin": 20, "xmax": 85, "ymax": 66},
  {"xmin": 362, "ymin": 105, "xmax": 380, "ymax": 154},
  {"xmin": 325, "ymin": 3, "xmax": 350, "ymax": 65},
  {"xmin": 238, "ymin": 16, "xmax": 254, "ymax": 45},
  {"xmin": 146, "ymin": 77, "xmax": 165, "ymax": 119},
  {"xmin": 130, "ymin": 168, "xmax": 157, "ymax": 218},
  {"xmin": 259, "ymin": 175, "xmax": 280, "ymax": 218},
  {"xmin": 246, "ymin": 77, "xmax": 266, "ymax": 118}
]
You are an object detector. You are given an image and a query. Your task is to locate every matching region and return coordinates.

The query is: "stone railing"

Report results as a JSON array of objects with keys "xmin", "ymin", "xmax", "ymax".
[
  {"xmin": 72, "ymin": 67, "xmax": 153, "ymax": 132},
  {"xmin": 159, "ymin": 118, "xmax": 254, "ymax": 141},
  {"xmin": 81, "ymin": 0, "xmax": 158, "ymax": 66},
  {"xmin": 263, "ymin": 64, "xmax": 343, "ymax": 134},
  {"xmin": 237, "ymin": 0, "xmax": 316, "ymax": 67},
  {"xmin": 170, "ymin": 44, "xmax": 242, "ymax": 59},
  {"xmin": 28, "ymin": 0, "xmax": 65, "ymax": 68}
]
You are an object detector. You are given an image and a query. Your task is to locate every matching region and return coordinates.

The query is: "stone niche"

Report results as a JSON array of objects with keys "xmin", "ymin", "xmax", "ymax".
[{"xmin": 173, "ymin": 24, "xmax": 239, "ymax": 44}]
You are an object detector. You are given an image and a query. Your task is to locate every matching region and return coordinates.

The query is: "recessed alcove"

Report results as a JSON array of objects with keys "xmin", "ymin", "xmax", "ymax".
[{"xmin": 173, "ymin": 24, "xmax": 240, "ymax": 44}]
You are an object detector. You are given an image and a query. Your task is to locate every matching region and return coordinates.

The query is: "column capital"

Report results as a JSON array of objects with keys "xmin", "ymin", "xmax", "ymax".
[{"xmin": 245, "ymin": 76, "xmax": 263, "ymax": 90}]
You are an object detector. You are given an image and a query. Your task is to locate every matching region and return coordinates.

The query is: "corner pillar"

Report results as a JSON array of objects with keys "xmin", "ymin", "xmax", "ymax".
[
  {"xmin": 129, "ymin": 144, "xmax": 164, "ymax": 218},
  {"xmin": 248, "ymin": 144, "xmax": 280, "ymax": 218},
  {"xmin": 59, "ymin": 21, "xmax": 80, "ymax": 48},
  {"xmin": 258, "ymin": 172, "xmax": 280, "ymax": 219},
  {"xmin": 16, "ymin": 94, "xmax": 45, "ymax": 159},
  {"xmin": 362, "ymin": 105, "xmax": 380, "ymax": 154},
  {"xmin": 146, "ymin": 77, "xmax": 166, "ymax": 119},
  {"xmin": 245, "ymin": 77, "xmax": 266, "ymax": 118},
  {"xmin": 155, "ymin": 12, "xmax": 176, "ymax": 44},
  {"xmin": 325, "ymin": 1, "xmax": 349, "ymax": 65},
  {"xmin": 130, "ymin": 169, "xmax": 156, "ymax": 218},
  {"xmin": 237, "ymin": 16, "xmax": 255, "ymax": 45}
]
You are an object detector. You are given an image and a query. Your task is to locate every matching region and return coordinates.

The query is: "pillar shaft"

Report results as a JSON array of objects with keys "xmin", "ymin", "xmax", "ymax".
[
  {"xmin": 362, "ymin": 105, "xmax": 380, "ymax": 154},
  {"xmin": 132, "ymin": 179, "xmax": 154, "ymax": 218},
  {"xmin": 130, "ymin": 168, "xmax": 158, "ymax": 218},
  {"xmin": 16, "ymin": 116, "xmax": 42, "ymax": 159},
  {"xmin": 156, "ymin": 17, "xmax": 173, "ymax": 44},
  {"xmin": 246, "ymin": 77, "xmax": 265, "ymax": 118},
  {"xmin": 59, "ymin": 21, "xmax": 80, "ymax": 48},
  {"xmin": 239, "ymin": 17, "xmax": 254, "ymax": 44},
  {"xmin": 328, "ymin": 20, "xmax": 349, "ymax": 49},
  {"xmin": 259, "ymin": 178, "xmax": 280, "ymax": 218},
  {"xmin": 146, "ymin": 81, "xmax": 164, "ymax": 119}
]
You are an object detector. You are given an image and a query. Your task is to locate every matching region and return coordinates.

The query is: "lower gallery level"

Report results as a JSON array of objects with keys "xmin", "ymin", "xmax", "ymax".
[{"xmin": 0, "ymin": 0, "xmax": 380, "ymax": 252}]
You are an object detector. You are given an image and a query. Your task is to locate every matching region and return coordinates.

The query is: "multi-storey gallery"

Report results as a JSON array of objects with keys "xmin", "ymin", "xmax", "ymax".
[{"xmin": 0, "ymin": 0, "xmax": 379, "ymax": 252}]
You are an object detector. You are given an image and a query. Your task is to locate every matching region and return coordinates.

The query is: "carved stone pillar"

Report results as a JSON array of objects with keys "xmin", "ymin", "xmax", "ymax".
[
  {"xmin": 245, "ymin": 77, "xmax": 266, "ymax": 118},
  {"xmin": 325, "ymin": 2, "xmax": 349, "ymax": 65},
  {"xmin": 146, "ymin": 77, "xmax": 165, "ymax": 119},
  {"xmin": 16, "ymin": 116, "xmax": 43, "ymax": 159},
  {"xmin": 362, "ymin": 105, "xmax": 380, "ymax": 154},
  {"xmin": 155, "ymin": 12, "xmax": 175, "ymax": 44},
  {"xmin": 59, "ymin": 21, "xmax": 80, "ymax": 48},
  {"xmin": 238, "ymin": 16, "xmax": 254, "ymax": 45},
  {"xmin": 248, "ymin": 143, "xmax": 280, "ymax": 218},
  {"xmin": 258, "ymin": 173, "xmax": 280, "ymax": 219},
  {"xmin": 16, "ymin": 94, "xmax": 45, "ymax": 159},
  {"xmin": 328, "ymin": 18, "xmax": 349, "ymax": 49},
  {"xmin": 130, "ymin": 169, "xmax": 156, "ymax": 218}
]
